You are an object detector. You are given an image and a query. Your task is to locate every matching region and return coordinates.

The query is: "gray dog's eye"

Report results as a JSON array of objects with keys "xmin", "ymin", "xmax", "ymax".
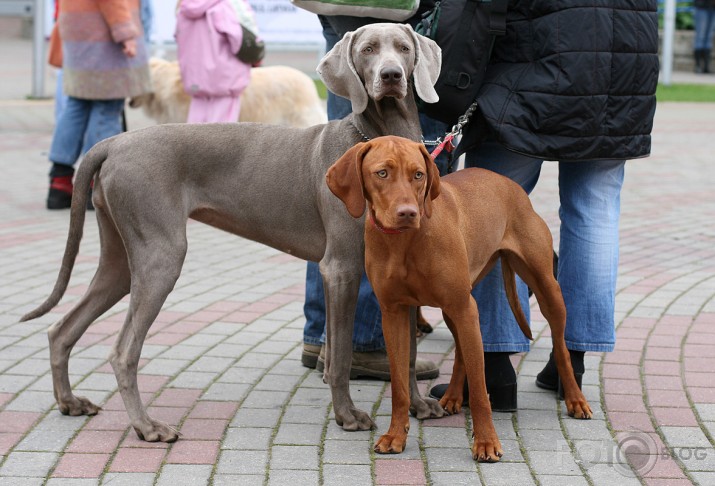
[
  {"xmin": 401, "ymin": 45, "xmax": 410, "ymax": 53},
  {"xmin": 377, "ymin": 170, "xmax": 388, "ymax": 178},
  {"xmin": 364, "ymin": 46, "xmax": 374, "ymax": 53}
]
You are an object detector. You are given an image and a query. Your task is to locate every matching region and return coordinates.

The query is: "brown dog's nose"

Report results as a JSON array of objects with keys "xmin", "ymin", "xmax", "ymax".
[
  {"xmin": 380, "ymin": 67, "xmax": 403, "ymax": 85},
  {"xmin": 396, "ymin": 204, "xmax": 418, "ymax": 222}
]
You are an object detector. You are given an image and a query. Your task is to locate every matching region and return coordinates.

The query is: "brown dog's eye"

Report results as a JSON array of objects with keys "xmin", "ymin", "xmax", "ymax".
[
  {"xmin": 415, "ymin": 172, "xmax": 424, "ymax": 179},
  {"xmin": 377, "ymin": 170, "xmax": 387, "ymax": 178}
]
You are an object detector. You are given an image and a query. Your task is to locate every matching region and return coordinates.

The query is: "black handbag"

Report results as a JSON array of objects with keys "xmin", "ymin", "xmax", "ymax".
[
  {"xmin": 236, "ymin": 25, "xmax": 265, "ymax": 65},
  {"xmin": 414, "ymin": 0, "xmax": 507, "ymax": 125}
]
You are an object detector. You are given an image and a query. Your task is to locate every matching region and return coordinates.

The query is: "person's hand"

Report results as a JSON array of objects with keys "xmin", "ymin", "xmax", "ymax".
[{"xmin": 122, "ymin": 39, "xmax": 137, "ymax": 57}]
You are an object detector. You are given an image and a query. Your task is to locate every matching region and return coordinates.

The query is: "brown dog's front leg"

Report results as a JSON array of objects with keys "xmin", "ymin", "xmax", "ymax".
[
  {"xmin": 374, "ymin": 305, "xmax": 412, "ymax": 454},
  {"xmin": 448, "ymin": 304, "xmax": 503, "ymax": 462}
]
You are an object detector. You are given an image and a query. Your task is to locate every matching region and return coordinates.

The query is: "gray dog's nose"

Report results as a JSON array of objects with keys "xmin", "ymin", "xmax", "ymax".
[{"xmin": 380, "ymin": 67, "xmax": 403, "ymax": 84}]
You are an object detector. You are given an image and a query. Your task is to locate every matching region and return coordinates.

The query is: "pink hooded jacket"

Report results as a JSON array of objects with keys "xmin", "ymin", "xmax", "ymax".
[{"xmin": 176, "ymin": 0, "xmax": 251, "ymax": 98}]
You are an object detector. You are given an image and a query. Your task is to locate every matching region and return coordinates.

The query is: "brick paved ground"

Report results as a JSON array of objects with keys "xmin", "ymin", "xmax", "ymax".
[{"xmin": 1, "ymin": 37, "xmax": 714, "ymax": 485}]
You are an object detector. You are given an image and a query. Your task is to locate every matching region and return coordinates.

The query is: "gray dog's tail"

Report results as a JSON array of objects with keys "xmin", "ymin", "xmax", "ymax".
[{"xmin": 20, "ymin": 140, "xmax": 110, "ymax": 322}]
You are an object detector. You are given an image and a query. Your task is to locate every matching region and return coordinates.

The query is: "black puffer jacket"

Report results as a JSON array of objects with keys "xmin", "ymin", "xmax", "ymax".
[{"xmin": 464, "ymin": 0, "xmax": 659, "ymax": 161}]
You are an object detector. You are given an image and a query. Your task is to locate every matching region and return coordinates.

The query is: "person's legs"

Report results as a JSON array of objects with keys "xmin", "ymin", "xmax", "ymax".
[
  {"xmin": 430, "ymin": 142, "xmax": 542, "ymax": 410},
  {"xmin": 83, "ymin": 99, "xmax": 125, "ymax": 153},
  {"xmin": 465, "ymin": 142, "xmax": 543, "ymax": 353},
  {"xmin": 557, "ymin": 160, "xmax": 624, "ymax": 353},
  {"xmin": 47, "ymin": 96, "xmax": 92, "ymax": 209}
]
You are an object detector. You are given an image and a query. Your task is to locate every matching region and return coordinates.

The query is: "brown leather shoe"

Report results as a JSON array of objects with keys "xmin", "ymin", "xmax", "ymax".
[
  {"xmin": 316, "ymin": 346, "xmax": 439, "ymax": 381},
  {"xmin": 301, "ymin": 343, "xmax": 322, "ymax": 369}
]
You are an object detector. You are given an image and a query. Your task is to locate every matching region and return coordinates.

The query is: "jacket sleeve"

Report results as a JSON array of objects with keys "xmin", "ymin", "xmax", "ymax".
[
  {"xmin": 97, "ymin": 0, "xmax": 139, "ymax": 44},
  {"xmin": 211, "ymin": 4, "xmax": 244, "ymax": 55}
]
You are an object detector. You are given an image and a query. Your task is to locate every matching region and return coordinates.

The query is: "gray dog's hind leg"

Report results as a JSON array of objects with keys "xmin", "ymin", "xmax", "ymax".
[
  {"xmin": 48, "ymin": 208, "xmax": 131, "ymax": 416},
  {"xmin": 108, "ymin": 233, "xmax": 187, "ymax": 443},
  {"xmin": 408, "ymin": 307, "xmax": 445, "ymax": 420}
]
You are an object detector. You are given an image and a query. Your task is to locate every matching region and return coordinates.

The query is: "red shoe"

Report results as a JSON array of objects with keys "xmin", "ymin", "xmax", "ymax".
[{"xmin": 47, "ymin": 175, "xmax": 73, "ymax": 210}]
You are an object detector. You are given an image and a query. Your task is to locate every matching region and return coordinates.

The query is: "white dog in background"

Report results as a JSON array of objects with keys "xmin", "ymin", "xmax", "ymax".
[{"xmin": 129, "ymin": 57, "xmax": 327, "ymax": 128}]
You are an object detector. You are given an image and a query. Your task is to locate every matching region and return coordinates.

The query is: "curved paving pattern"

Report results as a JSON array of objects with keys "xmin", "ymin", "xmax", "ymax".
[{"xmin": 1, "ymin": 71, "xmax": 714, "ymax": 484}]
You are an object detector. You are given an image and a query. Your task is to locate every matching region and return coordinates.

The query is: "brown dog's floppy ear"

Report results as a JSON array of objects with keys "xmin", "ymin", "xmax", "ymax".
[
  {"xmin": 419, "ymin": 143, "xmax": 441, "ymax": 218},
  {"xmin": 326, "ymin": 142, "xmax": 369, "ymax": 218},
  {"xmin": 406, "ymin": 24, "xmax": 441, "ymax": 104},
  {"xmin": 317, "ymin": 30, "xmax": 369, "ymax": 114}
]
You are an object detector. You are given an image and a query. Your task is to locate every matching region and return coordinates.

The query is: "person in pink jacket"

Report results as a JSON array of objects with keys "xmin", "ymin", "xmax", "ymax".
[{"xmin": 175, "ymin": 0, "xmax": 252, "ymax": 123}]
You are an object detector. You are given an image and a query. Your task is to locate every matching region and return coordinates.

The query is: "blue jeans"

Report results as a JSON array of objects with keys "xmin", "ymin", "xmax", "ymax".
[
  {"xmin": 303, "ymin": 17, "xmax": 451, "ymax": 350},
  {"xmin": 694, "ymin": 8, "xmax": 715, "ymax": 50},
  {"xmin": 465, "ymin": 142, "xmax": 625, "ymax": 353},
  {"xmin": 49, "ymin": 97, "xmax": 125, "ymax": 168}
]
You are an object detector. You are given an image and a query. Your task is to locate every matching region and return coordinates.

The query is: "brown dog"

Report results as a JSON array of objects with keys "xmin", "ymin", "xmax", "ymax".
[{"xmin": 327, "ymin": 136, "xmax": 592, "ymax": 461}]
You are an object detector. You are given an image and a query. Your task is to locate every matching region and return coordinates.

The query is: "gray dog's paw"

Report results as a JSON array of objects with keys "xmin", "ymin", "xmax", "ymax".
[
  {"xmin": 409, "ymin": 396, "xmax": 447, "ymax": 419},
  {"xmin": 335, "ymin": 406, "xmax": 377, "ymax": 431}
]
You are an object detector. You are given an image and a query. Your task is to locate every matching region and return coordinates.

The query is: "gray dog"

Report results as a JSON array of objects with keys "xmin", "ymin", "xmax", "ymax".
[{"xmin": 22, "ymin": 23, "xmax": 445, "ymax": 442}]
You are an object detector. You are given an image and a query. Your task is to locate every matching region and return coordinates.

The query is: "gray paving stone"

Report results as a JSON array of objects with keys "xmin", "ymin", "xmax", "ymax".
[
  {"xmin": 0, "ymin": 451, "xmax": 59, "ymax": 477},
  {"xmin": 692, "ymin": 471, "xmax": 715, "ymax": 485},
  {"xmin": 322, "ymin": 464, "xmax": 373, "ymax": 485},
  {"xmin": 4, "ymin": 390, "xmax": 57, "ymax": 412},
  {"xmin": 231, "ymin": 407, "xmax": 282, "ymax": 428},
  {"xmin": 660, "ymin": 426, "xmax": 712, "ymax": 448},
  {"xmin": 426, "ymin": 447, "xmax": 478, "ymax": 472},
  {"xmin": 156, "ymin": 464, "xmax": 212, "ymax": 486},
  {"xmin": 212, "ymin": 474, "xmax": 265, "ymax": 486},
  {"xmin": 253, "ymin": 373, "xmax": 303, "ymax": 392},
  {"xmin": 520, "ymin": 428, "xmax": 569, "ymax": 451},
  {"xmin": 322, "ymin": 439, "xmax": 371, "ymax": 465},
  {"xmin": 582, "ymin": 463, "xmax": 641, "ymax": 485},
  {"xmin": 241, "ymin": 390, "xmax": 291, "ymax": 409},
  {"xmin": 281, "ymin": 405, "xmax": 327, "ymax": 425},
  {"xmin": 430, "ymin": 471, "xmax": 482, "ymax": 486},
  {"xmin": 0, "ymin": 478, "xmax": 45, "ymax": 486},
  {"xmin": 100, "ymin": 473, "xmax": 156, "ymax": 486},
  {"xmin": 140, "ymin": 358, "xmax": 190, "ymax": 376},
  {"xmin": 14, "ymin": 426, "xmax": 75, "ymax": 452},
  {"xmin": 270, "ymin": 445, "xmax": 318, "ymax": 470},
  {"xmin": 422, "ymin": 425, "xmax": 471, "ymax": 448},
  {"xmin": 217, "ymin": 449, "xmax": 268, "ymax": 475},
  {"xmin": 169, "ymin": 371, "xmax": 216, "ymax": 389},
  {"xmin": 46, "ymin": 479, "xmax": 99, "ymax": 486},
  {"xmin": 528, "ymin": 449, "xmax": 582, "ymax": 476},
  {"xmin": 273, "ymin": 423, "xmax": 323, "ymax": 446},
  {"xmin": 515, "ymin": 409, "xmax": 562, "ymax": 430},
  {"xmin": 267, "ymin": 469, "xmax": 319, "ymax": 486},
  {"xmin": 479, "ymin": 462, "xmax": 535, "ymax": 486},
  {"xmin": 537, "ymin": 474, "xmax": 590, "ymax": 486},
  {"xmin": 222, "ymin": 427, "xmax": 273, "ymax": 450},
  {"xmin": 202, "ymin": 382, "xmax": 250, "ymax": 402}
]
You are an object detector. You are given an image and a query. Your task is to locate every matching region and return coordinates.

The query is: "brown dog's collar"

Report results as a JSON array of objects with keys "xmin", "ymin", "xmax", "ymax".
[{"xmin": 368, "ymin": 210, "xmax": 403, "ymax": 235}]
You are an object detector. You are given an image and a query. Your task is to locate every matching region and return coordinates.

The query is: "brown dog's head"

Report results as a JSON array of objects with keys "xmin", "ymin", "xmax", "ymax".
[{"xmin": 326, "ymin": 136, "xmax": 441, "ymax": 232}]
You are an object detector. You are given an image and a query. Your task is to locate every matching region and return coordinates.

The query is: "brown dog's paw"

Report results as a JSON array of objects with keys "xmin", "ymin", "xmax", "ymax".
[
  {"xmin": 58, "ymin": 395, "xmax": 102, "ymax": 417},
  {"xmin": 374, "ymin": 433, "xmax": 407, "ymax": 454},
  {"xmin": 566, "ymin": 397, "xmax": 593, "ymax": 420},
  {"xmin": 410, "ymin": 396, "xmax": 447, "ymax": 419},
  {"xmin": 439, "ymin": 393, "xmax": 463, "ymax": 415},
  {"xmin": 471, "ymin": 437, "xmax": 503, "ymax": 462}
]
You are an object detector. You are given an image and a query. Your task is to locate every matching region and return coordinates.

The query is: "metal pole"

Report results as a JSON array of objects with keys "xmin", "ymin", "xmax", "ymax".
[
  {"xmin": 661, "ymin": 0, "xmax": 676, "ymax": 86},
  {"xmin": 31, "ymin": 0, "xmax": 46, "ymax": 98}
]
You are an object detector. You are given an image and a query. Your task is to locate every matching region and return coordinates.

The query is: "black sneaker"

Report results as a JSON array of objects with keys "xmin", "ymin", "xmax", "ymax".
[
  {"xmin": 47, "ymin": 175, "xmax": 73, "ymax": 210},
  {"xmin": 428, "ymin": 352, "xmax": 517, "ymax": 412},
  {"xmin": 535, "ymin": 350, "xmax": 584, "ymax": 399}
]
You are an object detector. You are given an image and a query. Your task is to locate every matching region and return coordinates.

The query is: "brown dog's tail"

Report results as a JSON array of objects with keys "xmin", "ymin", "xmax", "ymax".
[
  {"xmin": 20, "ymin": 140, "xmax": 110, "ymax": 322},
  {"xmin": 501, "ymin": 259, "xmax": 534, "ymax": 340}
]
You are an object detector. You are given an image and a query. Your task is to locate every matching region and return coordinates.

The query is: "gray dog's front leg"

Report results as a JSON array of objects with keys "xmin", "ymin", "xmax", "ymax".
[{"xmin": 321, "ymin": 265, "xmax": 376, "ymax": 431}]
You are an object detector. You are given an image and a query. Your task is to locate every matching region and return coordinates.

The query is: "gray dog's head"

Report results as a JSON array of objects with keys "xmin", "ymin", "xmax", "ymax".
[{"xmin": 317, "ymin": 23, "xmax": 441, "ymax": 114}]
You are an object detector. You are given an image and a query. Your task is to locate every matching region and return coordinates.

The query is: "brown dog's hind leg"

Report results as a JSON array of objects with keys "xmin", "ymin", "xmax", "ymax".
[
  {"xmin": 502, "ymin": 246, "xmax": 592, "ymax": 420},
  {"xmin": 49, "ymin": 208, "xmax": 130, "ymax": 416}
]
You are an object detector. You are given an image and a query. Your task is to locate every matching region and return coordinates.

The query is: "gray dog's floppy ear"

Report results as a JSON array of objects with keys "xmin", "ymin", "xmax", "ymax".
[
  {"xmin": 405, "ymin": 24, "xmax": 441, "ymax": 104},
  {"xmin": 317, "ymin": 30, "xmax": 369, "ymax": 114},
  {"xmin": 326, "ymin": 142, "xmax": 370, "ymax": 218}
]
